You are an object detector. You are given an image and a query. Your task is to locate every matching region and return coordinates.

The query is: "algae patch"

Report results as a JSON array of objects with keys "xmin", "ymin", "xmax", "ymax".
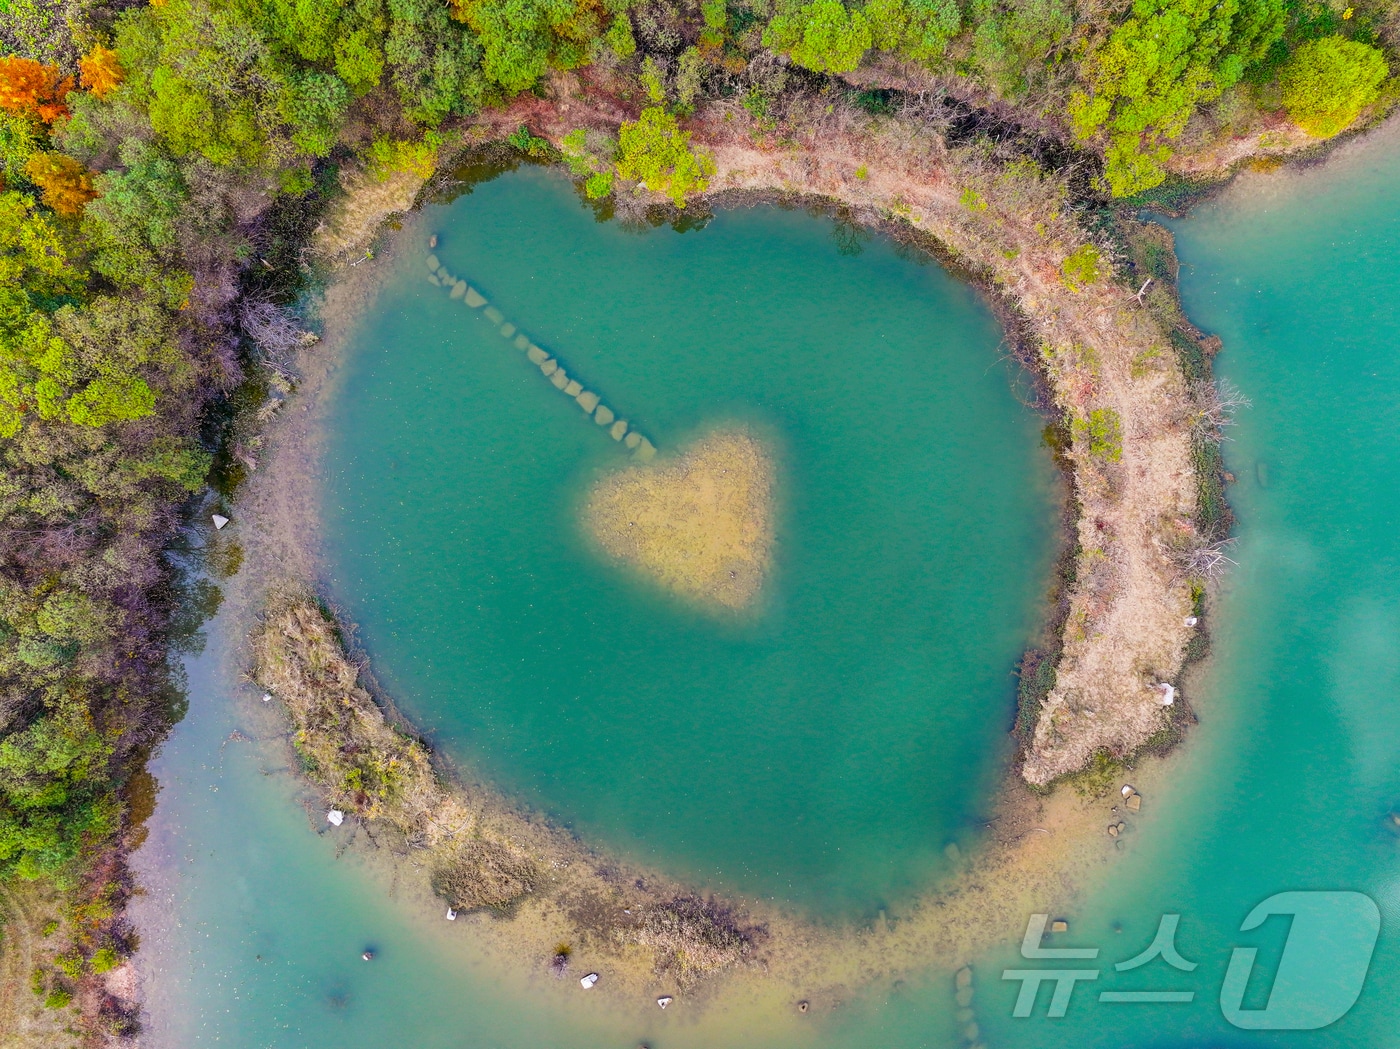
[{"xmin": 583, "ymin": 429, "xmax": 775, "ymax": 611}]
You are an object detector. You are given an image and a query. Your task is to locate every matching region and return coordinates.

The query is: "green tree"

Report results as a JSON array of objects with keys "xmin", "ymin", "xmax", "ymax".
[
  {"xmin": 386, "ymin": 0, "xmax": 486, "ymax": 122},
  {"xmin": 969, "ymin": 0, "xmax": 1072, "ymax": 96},
  {"xmin": 615, "ymin": 106, "xmax": 714, "ymax": 207},
  {"xmin": 1068, "ymin": 0, "xmax": 1288, "ymax": 195},
  {"xmin": 764, "ymin": 0, "xmax": 872, "ymax": 73},
  {"xmin": 866, "ymin": 0, "xmax": 961, "ymax": 65},
  {"xmin": 449, "ymin": 0, "xmax": 618, "ymax": 93},
  {"xmin": 1280, "ymin": 35, "xmax": 1388, "ymax": 138}
]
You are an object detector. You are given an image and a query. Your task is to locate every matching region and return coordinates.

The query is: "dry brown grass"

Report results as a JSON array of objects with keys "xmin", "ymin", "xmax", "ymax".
[
  {"xmin": 584, "ymin": 428, "xmax": 774, "ymax": 611},
  {"xmin": 311, "ymin": 164, "xmax": 426, "ymax": 261}
]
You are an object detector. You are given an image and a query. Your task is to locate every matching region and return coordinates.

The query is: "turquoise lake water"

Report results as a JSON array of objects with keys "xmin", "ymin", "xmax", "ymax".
[
  {"xmin": 132, "ymin": 122, "xmax": 1400, "ymax": 1047},
  {"xmin": 318, "ymin": 166, "xmax": 1057, "ymax": 914}
]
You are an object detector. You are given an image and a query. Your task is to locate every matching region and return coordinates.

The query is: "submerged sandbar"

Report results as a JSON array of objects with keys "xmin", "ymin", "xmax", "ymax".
[{"xmin": 583, "ymin": 428, "xmax": 775, "ymax": 611}]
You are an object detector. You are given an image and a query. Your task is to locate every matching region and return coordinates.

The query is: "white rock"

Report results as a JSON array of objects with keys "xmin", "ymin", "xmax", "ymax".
[
  {"xmin": 327, "ymin": 809, "xmax": 344, "ymax": 826},
  {"xmin": 261, "ymin": 692, "xmax": 272, "ymax": 703},
  {"xmin": 579, "ymin": 972, "xmax": 599, "ymax": 989},
  {"xmin": 212, "ymin": 514, "xmax": 229, "ymax": 529},
  {"xmin": 1184, "ymin": 616, "xmax": 1199, "ymax": 627},
  {"xmin": 446, "ymin": 908, "xmax": 457, "ymax": 921},
  {"xmin": 1155, "ymin": 682, "xmax": 1176, "ymax": 706},
  {"xmin": 657, "ymin": 996, "xmax": 673, "ymax": 1009},
  {"xmin": 1121, "ymin": 784, "xmax": 1135, "ymax": 797}
]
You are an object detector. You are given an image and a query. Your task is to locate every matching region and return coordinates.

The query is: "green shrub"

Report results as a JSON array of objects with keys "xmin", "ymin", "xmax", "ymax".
[
  {"xmin": 615, "ymin": 106, "xmax": 715, "ymax": 207},
  {"xmin": 43, "ymin": 986, "xmax": 72, "ymax": 1009},
  {"xmin": 1073, "ymin": 408, "xmax": 1123, "ymax": 462},
  {"xmin": 1060, "ymin": 243, "xmax": 1102, "ymax": 288},
  {"xmin": 90, "ymin": 946, "xmax": 120, "ymax": 973},
  {"xmin": 1280, "ymin": 36, "xmax": 1388, "ymax": 138},
  {"xmin": 366, "ymin": 134, "xmax": 441, "ymax": 180}
]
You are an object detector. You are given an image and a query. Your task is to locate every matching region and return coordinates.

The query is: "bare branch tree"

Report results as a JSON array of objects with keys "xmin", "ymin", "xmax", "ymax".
[
  {"xmin": 240, "ymin": 300, "xmax": 318, "ymax": 377},
  {"xmin": 1171, "ymin": 536, "xmax": 1238, "ymax": 582},
  {"xmin": 1189, "ymin": 378, "xmax": 1251, "ymax": 443}
]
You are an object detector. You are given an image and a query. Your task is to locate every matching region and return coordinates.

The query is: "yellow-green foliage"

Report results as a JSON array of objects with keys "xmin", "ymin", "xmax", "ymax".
[
  {"xmin": 1060, "ymin": 243, "xmax": 1102, "ymax": 289},
  {"xmin": 1280, "ymin": 35, "xmax": 1389, "ymax": 138},
  {"xmin": 1073, "ymin": 408, "xmax": 1123, "ymax": 461},
  {"xmin": 1068, "ymin": 0, "xmax": 1288, "ymax": 195},
  {"xmin": 615, "ymin": 106, "xmax": 715, "ymax": 207},
  {"xmin": 367, "ymin": 133, "xmax": 441, "ymax": 180}
]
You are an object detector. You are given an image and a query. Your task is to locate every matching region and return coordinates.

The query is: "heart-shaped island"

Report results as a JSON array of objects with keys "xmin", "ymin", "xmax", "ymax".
[{"xmin": 583, "ymin": 429, "xmax": 775, "ymax": 612}]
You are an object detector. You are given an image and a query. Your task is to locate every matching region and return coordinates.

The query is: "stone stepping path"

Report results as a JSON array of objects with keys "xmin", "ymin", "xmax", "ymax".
[{"xmin": 425, "ymin": 249, "xmax": 655, "ymax": 461}]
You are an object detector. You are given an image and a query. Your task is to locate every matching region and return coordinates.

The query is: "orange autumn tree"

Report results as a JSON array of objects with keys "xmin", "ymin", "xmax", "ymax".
[
  {"xmin": 0, "ymin": 56, "xmax": 73, "ymax": 123},
  {"xmin": 79, "ymin": 46, "xmax": 125, "ymax": 98},
  {"xmin": 24, "ymin": 153, "xmax": 97, "ymax": 215}
]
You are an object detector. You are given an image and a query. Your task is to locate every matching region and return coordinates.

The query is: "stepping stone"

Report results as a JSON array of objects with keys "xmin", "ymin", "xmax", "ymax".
[
  {"xmin": 540, "ymin": 359, "xmax": 558, "ymax": 377},
  {"xmin": 465, "ymin": 287, "xmax": 486, "ymax": 308},
  {"xmin": 514, "ymin": 334, "xmax": 530, "ymax": 351},
  {"xmin": 611, "ymin": 420, "xmax": 628, "ymax": 441},
  {"xmin": 594, "ymin": 405, "xmax": 614, "ymax": 426},
  {"xmin": 550, "ymin": 369, "xmax": 570, "ymax": 390},
  {"xmin": 635, "ymin": 437, "xmax": 656, "ymax": 461},
  {"xmin": 955, "ymin": 968, "xmax": 972, "ymax": 990},
  {"xmin": 577, "ymin": 391, "xmax": 600, "ymax": 413},
  {"xmin": 625, "ymin": 432, "xmax": 641, "ymax": 449},
  {"xmin": 427, "ymin": 273, "xmax": 442, "ymax": 286},
  {"xmin": 483, "ymin": 306, "xmax": 504, "ymax": 325},
  {"xmin": 500, "ymin": 323, "xmax": 516, "ymax": 338},
  {"xmin": 527, "ymin": 345, "xmax": 549, "ymax": 365},
  {"xmin": 426, "ymin": 254, "xmax": 440, "ymax": 270},
  {"xmin": 564, "ymin": 379, "xmax": 582, "ymax": 397},
  {"xmin": 449, "ymin": 281, "xmax": 466, "ymax": 299},
  {"xmin": 1125, "ymin": 794, "xmax": 1141, "ymax": 812}
]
